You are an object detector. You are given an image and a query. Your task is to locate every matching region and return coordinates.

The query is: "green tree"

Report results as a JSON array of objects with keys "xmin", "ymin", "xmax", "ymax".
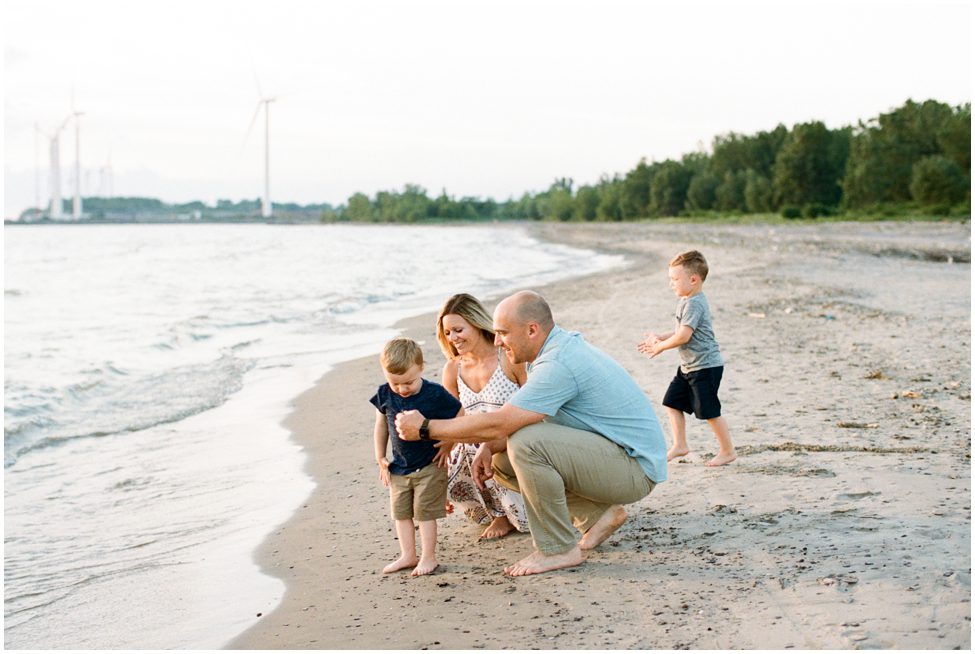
[
  {"xmin": 744, "ymin": 169, "xmax": 773, "ymax": 213},
  {"xmin": 649, "ymin": 159, "xmax": 692, "ymax": 217},
  {"xmin": 596, "ymin": 176, "xmax": 623, "ymax": 221},
  {"xmin": 574, "ymin": 185, "xmax": 600, "ymax": 221},
  {"xmin": 685, "ymin": 172, "xmax": 720, "ymax": 212},
  {"xmin": 910, "ymin": 155, "xmax": 969, "ymax": 206},
  {"xmin": 345, "ymin": 192, "xmax": 373, "ymax": 221},
  {"xmin": 773, "ymin": 121, "xmax": 848, "ymax": 209},
  {"xmin": 842, "ymin": 99, "xmax": 955, "ymax": 207},
  {"xmin": 620, "ymin": 159, "xmax": 653, "ymax": 218},
  {"xmin": 714, "ymin": 170, "xmax": 747, "ymax": 212}
]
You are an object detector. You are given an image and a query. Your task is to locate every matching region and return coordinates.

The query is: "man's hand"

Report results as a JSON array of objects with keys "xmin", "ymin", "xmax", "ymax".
[
  {"xmin": 471, "ymin": 443, "xmax": 495, "ymax": 489},
  {"xmin": 395, "ymin": 410, "xmax": 424, "ymax": 441}
]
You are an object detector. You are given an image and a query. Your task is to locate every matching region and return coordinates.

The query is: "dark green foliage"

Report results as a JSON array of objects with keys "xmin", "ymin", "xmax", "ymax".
[
  {"xmin": 744, "ymin": 170, "xmax": 773, "ymax": 213},
  {"xmin": 802, "ymin": 202, "xmax": 832, "ymax": 218},
  {"xmin": 910, "ymin": 155, "xmax": 969, "ymax": 206},
  {"xmin": 715, "ymin": 170, "xmax": 748, "ymax": 212},
  {"xmin": 781, "ymin": 205, "xmax": 802, "ymax": 219},
  {"xmin": 574, "ymin": 185, "xmax": 600, "ymax": 221},
  {"xmin": 685, "ymin": 171, "xmax": 720, "ymax": 212},
  {"xmin": 649, "ymin": 160, "xmax": 693, "ymax": 217},
  {"xmin": 772, "ymin": 121, "xmax": 849, "ymax": 209},
  {"xmin": 842, "ymin": 99, "xmax": 968, "ymax": 208},
  {"xmin": 620, "ymin": 159, "xmax": 654, "ymax": 218}
]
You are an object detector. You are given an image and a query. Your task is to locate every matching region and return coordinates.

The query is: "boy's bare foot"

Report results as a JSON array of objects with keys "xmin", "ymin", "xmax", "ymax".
[
  {"xmin": 383, "ymin": 555, "xmax": 419, "ymax": 574},
  {"xmin": 667, "ymin": 446, "xmax": 690, "ymax": 461},
  {"xmin": 578, "ymin": 505, "xmax": 628, "ymax": 550},
  {"xmin": 479, "ymin": 516, "xmax": 515, "ymax": 540},
  {"xmin": 504, "ymin": 547, "xmax": 584, "ymax": 576},
  {"xmin": 411, "ymin": 558, "xmax": 439, "ymax": 576},
  {"xmin": 706, "ymin": 451, "xmax": 737, "ymax": 467}
]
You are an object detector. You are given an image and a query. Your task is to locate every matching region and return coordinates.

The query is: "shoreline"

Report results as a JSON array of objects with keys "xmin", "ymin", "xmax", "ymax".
[{"xmin": 230, "ymin": 220, "xmax": 970, "ymax": 650}]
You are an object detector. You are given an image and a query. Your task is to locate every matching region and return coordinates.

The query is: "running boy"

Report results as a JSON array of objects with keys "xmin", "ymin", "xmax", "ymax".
[
  {"xmin": 370, "ymin": 337, "xmax": 462, "ymax": 575},
  {"xmin": 638, "ymin": 250, "xmax": 737, "ymax": 467}
]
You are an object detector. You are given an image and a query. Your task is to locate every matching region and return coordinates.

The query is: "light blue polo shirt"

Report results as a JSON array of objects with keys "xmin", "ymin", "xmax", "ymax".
[{"xmin": 508, "ymin": 326, "xmax": 667, "ymax": 483}]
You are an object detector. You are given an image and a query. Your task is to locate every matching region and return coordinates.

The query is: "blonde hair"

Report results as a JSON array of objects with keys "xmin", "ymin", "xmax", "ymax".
[
  {"xmin": 380, "ymin": 338, "xmax": 424, "ymax": 375},
  {"xmin": 436, "ymin": 293, "xmax": 495, "ymax": 359},
  {"xmin": 670, "ymin": 250, "xmax": 709, "ymax": 281}
]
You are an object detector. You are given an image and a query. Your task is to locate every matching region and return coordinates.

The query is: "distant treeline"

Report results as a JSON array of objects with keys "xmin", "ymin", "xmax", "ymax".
[{"xmin": 326, "ymin": 98, "xmax": 970, "ymax": 222}]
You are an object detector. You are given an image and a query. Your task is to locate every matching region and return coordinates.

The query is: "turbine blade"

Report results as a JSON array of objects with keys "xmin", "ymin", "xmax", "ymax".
[{"xmin": 242, "ymin": 101, "xmax": 263, "ymax": 148}]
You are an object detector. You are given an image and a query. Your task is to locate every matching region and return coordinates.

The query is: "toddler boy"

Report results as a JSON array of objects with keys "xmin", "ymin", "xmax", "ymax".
[
  {"xmin": 370, "ymin": 337, "xmax": 462, "ymax": 575},
  {"xmin": 638, "ymin": 250, "xmax": 737, "ymax": 467}
]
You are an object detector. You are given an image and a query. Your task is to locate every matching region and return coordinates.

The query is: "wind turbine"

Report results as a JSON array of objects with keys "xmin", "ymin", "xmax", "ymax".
[
  {"xmin": 38, "ymin": 117, "xmax": 71, "ymax": 218},
  {"xmin": 244, "ymin": 72, "xmax": 276, "ymax": 219},
  {"xmin": 71, "ymin": 97, "xmax": 85, "ymax": 219}
]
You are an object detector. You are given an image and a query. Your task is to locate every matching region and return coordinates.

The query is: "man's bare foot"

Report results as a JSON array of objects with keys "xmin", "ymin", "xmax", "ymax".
[
  {"xmin": 383, "ymin": 555, "xmax": 419, "ymax": 574},
  {"xmin": 578, "ymin": 505, "xmax": 628, "ymax": 551},
  {"xmin": 667, "ymin": 446, "xmax": 690, "ymax": 461},
  {"xmin": 706, "ymin": 451, "xmax": 737, "ymax": 467},
  {"xmin": 503, "ymin": 547, "xmax": 584, "ymax": 576},
  {"xmin": 479, "ymin": 516, "xmax": 515, "ymax": 540},
  {"xmin": 411, "ymin": 558, "xmax": 439, "ymax": 576}
]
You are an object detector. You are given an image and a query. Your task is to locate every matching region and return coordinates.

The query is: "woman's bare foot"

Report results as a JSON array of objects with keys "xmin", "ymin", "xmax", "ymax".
[
  {"xmin": 706, "ymin": 451, "xmax": 737, "ymax": 467},
  {"xmin": 411, "ymin": 558, "xmax": 439, "ymax": 576},
  {"xmin": 503, "ymin": 547, "xmax": 584, "ymax": 576},
  {"xmin": 667, "ymin": 446, "xmax": 690, "ymax": 461},
  {"xmin": 578, "ymin": 505, "xmax": 628, "ymax": 550},
  {"xmin": 479, "ymin": 515, "xmax": 515, "ymax": 540},
  {"xmin": 383, "ymin": 555, "xmax": 419, "ymax": 574}
]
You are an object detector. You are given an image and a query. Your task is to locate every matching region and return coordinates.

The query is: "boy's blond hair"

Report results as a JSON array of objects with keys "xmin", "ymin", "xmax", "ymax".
[
  {"xmin": 381, "ymin": 338, "xmax": 424, "ymax": 375},
  {"xmin": 670, "ymin": 250, "xmax": 709, "ymax": 281}
]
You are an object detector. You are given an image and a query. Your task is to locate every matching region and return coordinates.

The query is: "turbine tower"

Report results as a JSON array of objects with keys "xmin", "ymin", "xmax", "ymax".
[
  {"xmin": 245, "ymin": 71, "xmax": 276, "ymax": 219},
  {"xmin": 42, "ymin": 117, "xmax": 71, "ymax": 219},
  {"xmin": 71, "ymin": 104, "xmax": 85, "ymax": 219}
]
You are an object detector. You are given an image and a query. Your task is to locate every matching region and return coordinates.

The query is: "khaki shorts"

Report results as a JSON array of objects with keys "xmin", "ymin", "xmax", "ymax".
[{"xmin": 389, "ymin": 463, "xmax": 447, "ymax": 522}]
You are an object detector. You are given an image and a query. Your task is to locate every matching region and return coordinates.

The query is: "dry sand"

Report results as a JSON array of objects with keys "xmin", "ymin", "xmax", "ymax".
[{"xmin": 230, "ymin": 220, "xmax": 971, "ymax": 650}]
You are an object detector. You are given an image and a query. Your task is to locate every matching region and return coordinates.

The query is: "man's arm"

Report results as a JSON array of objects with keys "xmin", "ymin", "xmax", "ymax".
[{"xmin": 395, "ymin": 402, "xmax": 544, "ymax": 443}]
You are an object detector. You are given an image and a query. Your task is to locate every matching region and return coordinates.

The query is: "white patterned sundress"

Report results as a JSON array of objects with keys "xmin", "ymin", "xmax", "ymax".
[{"xmin": 446, "ymin": 353, "xmax": 530, "ymax": 533}]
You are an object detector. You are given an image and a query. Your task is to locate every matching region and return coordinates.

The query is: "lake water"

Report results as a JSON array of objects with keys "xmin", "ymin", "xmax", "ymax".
[{"xmin": 3, "ymin": 223, "xmax": 622, "ymax": 648}]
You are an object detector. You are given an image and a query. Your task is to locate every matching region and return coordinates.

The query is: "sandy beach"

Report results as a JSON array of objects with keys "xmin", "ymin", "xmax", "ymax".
[{"xmin": 229, "ymin": 220, "xmax": 970, "ymax": 650}]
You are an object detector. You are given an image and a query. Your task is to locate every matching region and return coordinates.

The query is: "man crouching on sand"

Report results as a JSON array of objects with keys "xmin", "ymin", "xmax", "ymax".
[{"xmin": 396, "ymin": 291, "xmax": 667, "ymax": 576}]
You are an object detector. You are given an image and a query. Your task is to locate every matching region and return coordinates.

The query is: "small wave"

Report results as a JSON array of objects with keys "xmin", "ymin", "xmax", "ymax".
[{"xmin": 6, "ymin": 354, "xmax": 255, "ymax": 469}]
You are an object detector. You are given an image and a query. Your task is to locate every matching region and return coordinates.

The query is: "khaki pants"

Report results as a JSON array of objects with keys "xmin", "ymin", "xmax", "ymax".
[{"xmin": 492, "ymin": 422, "xmax": 655, "ymax": 554}]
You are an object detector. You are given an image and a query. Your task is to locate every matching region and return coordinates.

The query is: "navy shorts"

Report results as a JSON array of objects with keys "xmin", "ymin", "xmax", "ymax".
[{"xmin": 662, "ymin": 366, "xmax": 723, "ymax": 420}]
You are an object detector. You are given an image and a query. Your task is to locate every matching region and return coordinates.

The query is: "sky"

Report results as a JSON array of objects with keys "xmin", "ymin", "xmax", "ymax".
[{"xmin": 3, "ymin": 0, "xmax": 972, "ymax": 218}]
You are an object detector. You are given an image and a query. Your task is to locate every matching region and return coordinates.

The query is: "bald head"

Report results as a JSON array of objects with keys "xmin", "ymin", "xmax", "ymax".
[
  {"xmin": 501, "ymin": 291, "xmax": 554, "ymax": 330},
  {"xmin": 492, "ymin": 291, "xmax": 555, "ymax": 365}
]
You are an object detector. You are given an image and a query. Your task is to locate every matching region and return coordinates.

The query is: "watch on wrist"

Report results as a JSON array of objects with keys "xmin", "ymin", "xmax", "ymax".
[{"xmin": 419, "ymin": 418, "xmax": 431, "ymax": 440}]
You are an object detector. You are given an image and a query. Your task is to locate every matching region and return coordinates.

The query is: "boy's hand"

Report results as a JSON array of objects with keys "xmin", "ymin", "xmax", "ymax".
[
  {"xmin": 432, "ymin": 442, "xmax": 453, "ymax": 468},
  {"xmin": 637, "ymin": 332, "xmax": 661, "ymax": 357},
  {"xmin": 444, "ymin": 500, "xmax": 454, "ymax": 515},
  {"xmin": 377, "ymin": 457, "xmax": 391, "ymax": 487}
]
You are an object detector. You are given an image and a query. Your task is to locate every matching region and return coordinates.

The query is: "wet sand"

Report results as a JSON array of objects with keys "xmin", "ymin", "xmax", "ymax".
[{"xmin": 230, "ymin": 220, "xmax": 970, "ymax": 650}]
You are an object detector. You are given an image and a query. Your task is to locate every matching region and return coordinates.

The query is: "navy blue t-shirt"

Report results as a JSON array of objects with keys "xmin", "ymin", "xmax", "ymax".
[{"xmin": 369, "ymin": 379, "xmax": 462, "ymax": 475}]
